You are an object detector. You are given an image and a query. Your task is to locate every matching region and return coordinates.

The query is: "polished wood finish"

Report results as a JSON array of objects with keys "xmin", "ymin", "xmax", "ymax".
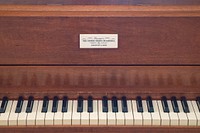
[
  {"xmin": 0, "ymin": 5, "xmax": 200, "ymax": 17},
  {"xmin": 0, "ymin": 1, "xmax": 200, "ymax": 132},
  {"xmin": 0, "ymin": 2, "xmax": 200, "ymax": 65},
  {"xmin": 0, "ymin": 66, "xmax": 199, "ymax": 99},
  {"xmin": 0, "ymin": 17, "xmax": 200, "ymax": 65},
  {"xmin": 0, "ymin": 126, "xmax": 200, "ymax": 133},
  {"xmin": 0, "ymin": 0, "xmax": 200, "ymax": 5}
]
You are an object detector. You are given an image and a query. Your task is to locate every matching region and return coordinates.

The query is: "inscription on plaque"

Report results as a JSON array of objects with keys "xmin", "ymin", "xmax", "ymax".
[{"xmin": 80, "ymin": 34, "xmax": 118, "ymax": 48}]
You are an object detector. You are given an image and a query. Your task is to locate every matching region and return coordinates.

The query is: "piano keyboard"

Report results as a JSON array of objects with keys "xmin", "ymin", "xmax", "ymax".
[{"xmin": 0, "ymin": 96, "xmax": 200, "ymax": 126}]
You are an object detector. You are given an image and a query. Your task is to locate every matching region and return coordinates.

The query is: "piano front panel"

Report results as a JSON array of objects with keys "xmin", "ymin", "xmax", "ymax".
[
  {"xmin": 0, "ymin": 66, "xmax": 199, "ymax": 99},
  {"xmin": 0, "ymin": 1, "xmax": 200, "ymax": 132},
  {"xmin": 0, "ymin": 17, "xmax": 199, "ymax": 65}
]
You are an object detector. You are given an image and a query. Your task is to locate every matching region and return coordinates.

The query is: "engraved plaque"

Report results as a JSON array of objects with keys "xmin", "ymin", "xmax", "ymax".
[{"xmin": 80, "ymin": 34, "xmax": 118, "ymax": 48}]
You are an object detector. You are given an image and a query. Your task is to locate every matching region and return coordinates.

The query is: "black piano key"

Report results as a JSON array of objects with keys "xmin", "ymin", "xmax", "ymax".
[
  {"xmin": 181, "ymin": 96, "xmax": 189, "ymax": 113},
  {"xmin": 122, "ymin": 96, "xmax": 128, "ymax": 112},
  {"xmin": 196, "ymin": 97, "xmax": 200, "ymax": 112},
  {"xmin": 146, "ymin": 96, "xmax": 154, "ymax": 112},
  {"xmin": 0, "ymin": 96, "xmax": 8, "ymax": 113},
  {"xmin": 88, "ymin": 96, "xmax": 93, "ymax": 113},
  {"xmin": 52, "ymin": 96, "xmax": 59, "ymax": 113},
  {"xmin": 15, "ymin": 96, "xmax": 24, "ymax": 113},
  {"xmin": 42, "ymin": 96, "xmax": 49, "ymax": 113},
  {"xmin": 171, "ymin": 96, "xmax": 179, "ymax": 113},
  {"xmin": 136, "ymin": 96, "xmax": 143, "ymax": 112},
  {"xmin": 77, "ymin": 96, "xmax": 83, "ymax": 112},
  {"xmin": 112, "ymin": 96, "xmax": 118, "ymax": 112},
  {"xmin": 161, "ymin": 96, "xmax": 169, "ymax": 113},
  {"xmin": 26, "ymin": 96, "xmax": 34, "ymax": 113},
  {"xmin": 102, "ymin": 96, "xmax": 108, "ymax": 112},
  {"xmin": 62, "ymin": 96, "xmax": 68, "ymax": 112}
]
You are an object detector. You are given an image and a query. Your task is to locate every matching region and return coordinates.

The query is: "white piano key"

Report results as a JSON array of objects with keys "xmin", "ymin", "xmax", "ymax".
[
  {"xmin": 45, "ymin": 100, "xmax": 54, "ymax": 125},
  {"xmin": 157, "ymin": 100, "xmax": 170, "ymax": 125},
  {"xmin": 124, "ymin": 100, "xmax": 133, "ymax": 125},
  {"xmin": 54, "ymin": 100, "xmax": 63, "ymax": 125},
  {"xmin": 89, "ymin": 100, "xmax": 98, "ymax": 125},
  {"xmin": 107, "ymin": 100, "xmax": 116, "ymax": 125},
  {"xmin": 0, "ymin": 100, "xmax": 2, "ymax": 117},
  {"xmin": 177, "ymin": 100, "xmax": 188, "ymax": 126},
  {"xmin": 36, "ymin": 100, "xmax": 45, "ymax": 125},
  {"xmin": 116, "ymin": 100, "xmax": 124, "ymax": 125},
  {"xmin": 132, "ymin": 100, "xmax": 142, "ymax": 125},
  {"xmin": 168, "ymin": 100, "xmax": 179, "ymax": 126},
  {"xmin": 191, "ymin": 101, "xmax": 200, "ymax": 126},
  {"xmin": 151, "ymin": 101, "xmax": 161, "ymax": 125},
  {"xmin": 63, "ymin": 100, "xmax": 72, "ymax": 125},
  {"xmin": 72, "ymin": 100, "xmax": 81, "ymax": 125},
  {"xmin": 142, "ymin": 100, "xmax": 152, "ymax": 125},
  {"xmin": 0, "ymin": 100, "xmax": 1, "ymax": 114},
  {"xmin": 0, "ymin": 100, "xmax": 13, "ymax": 126},
  {"xmin": 4, "ymin": 96, "xmax": 200, "ymax": 127},
  {"xmin": 186, "ymin": 101, "xmax": 197, "ymax": 126},
  {"xmin": 8, "ymin": 100, "xmax": 18, "ymax": 125},
  {"xmin": 27, "ymin": 100, "xmax": 38, "ymax": 125},
  {"xmin": 18, "ymin": 100, "xmax": 28, "ymax": 125},
  {"xmin": 98, "ymin": 100, "xmax": 107, "ymax": 125},
  {"xmin": 81, "ymin": 100, "xmax": 89, "ymax": 125}
]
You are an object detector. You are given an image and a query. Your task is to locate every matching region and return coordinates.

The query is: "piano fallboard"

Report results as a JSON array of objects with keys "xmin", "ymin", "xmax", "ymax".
[{"xmin": 0, "ymin": 66, "xmax": 199, "ymax": 99}]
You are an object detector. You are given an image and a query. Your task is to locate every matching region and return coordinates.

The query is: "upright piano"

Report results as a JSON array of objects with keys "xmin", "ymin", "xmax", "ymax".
[{"xmin": 0, "ymin": 0, "xmax": 200, "ymax": 132}]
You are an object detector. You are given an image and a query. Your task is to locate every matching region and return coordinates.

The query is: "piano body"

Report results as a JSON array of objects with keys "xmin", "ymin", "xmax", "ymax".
[{"xmin": 0, "ymin": 0, "xmax": 200, "ymax": 132}]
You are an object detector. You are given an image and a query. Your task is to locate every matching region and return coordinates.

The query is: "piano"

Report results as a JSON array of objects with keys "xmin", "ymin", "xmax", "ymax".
[{"xmin": 0, "ymin": 0, "xmax": 200, "ymax": 132}]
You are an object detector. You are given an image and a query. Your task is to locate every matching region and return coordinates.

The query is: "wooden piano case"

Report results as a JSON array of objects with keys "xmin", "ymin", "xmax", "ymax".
[{"xmin": 0, "ymin": 0, "xmax": 200, "ymax": 132}]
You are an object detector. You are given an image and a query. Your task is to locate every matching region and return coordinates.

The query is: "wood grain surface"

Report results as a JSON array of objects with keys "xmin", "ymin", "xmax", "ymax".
[
  {"xmin": 0, "ymin": 66, "xmax": 199, "ymax": 99},
  {"xmin": 0, "ymin": 126, "xmax": 200, "ymax": 133},
  {"xmin": 0, "ymin": 0, "xmax": 200, "ymax": 5},
  {"xmin": 0, "ymin": 17, "xmax": 199, "ymax": 65},
  {"xmin": 0, "ymin": 5, "xmax": 200, "ymax": 17},
  {"xmin": 0, "ymin": 1, "xmax": 200, "ymax": 132}
]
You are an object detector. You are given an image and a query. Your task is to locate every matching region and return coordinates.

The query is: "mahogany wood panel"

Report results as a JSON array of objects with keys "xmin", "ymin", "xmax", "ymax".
[
  {"xmin": 0, "ymin": 17, "xmax": 200, "ymax": 65},
  {"xmin": 0, "ymin": 5, "xmax": 200, "ymax": 17},
  {"xmin": 0, "ymin": 0, "xmax": 200, "ymax": 5},
  {"xmin": 0, "ymin": 66, "xmax": 199, "ymax": 99},
  {"xmin": 0, "ymin": 126, "xmax": 200, "ymax": 133}
]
